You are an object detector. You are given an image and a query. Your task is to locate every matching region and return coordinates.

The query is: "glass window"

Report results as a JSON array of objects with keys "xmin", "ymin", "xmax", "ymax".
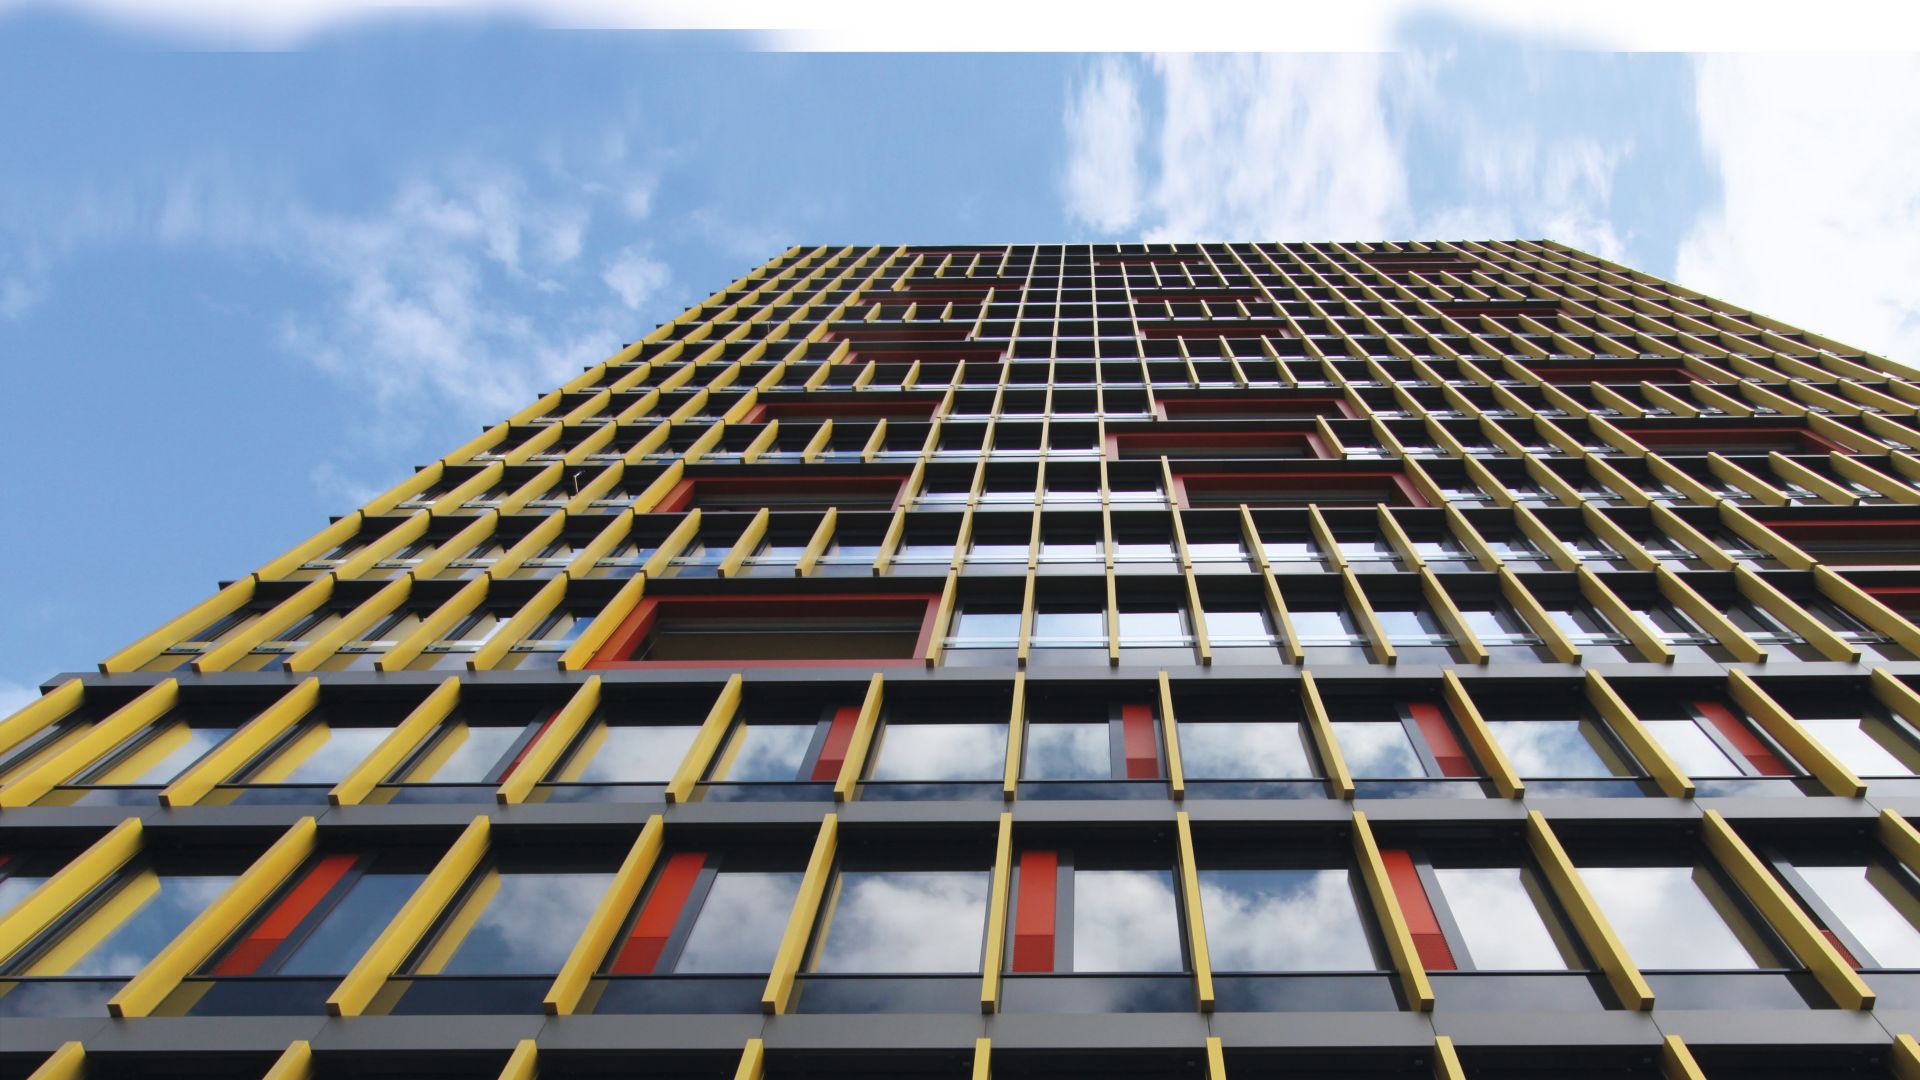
[
  {"xmin": 1072, "ymin": 869, "xmax": 1184, "ymax": 972},
  {"xmin": 399, "ymin": 723, "xmax": 525, "ymax": 784},
  {"xmin": 1025, "ymin": 722, "xmax": 1109, "ymax": 780},
  {"xmin": 674, "ymin": 871, "xmax": 805, "ymax": 973},
  {"xmin": 1793, "ymin": 863, "xmax": 1920, "ymax": 968},
  {"xmin": 1332, "ymin": 722, "xmax": 1423, "ymax": 778},
  {"xmin": 708, "ymin": 723, "xmax": 816, "ymax": 782},
  {"xmin": 812, "ymin": 870, "xmax": 991, "ymax": 973},
  {"xmin": 416, "ymin": 866, "xmax": 614, "ymax": 975},
  {"xmin": 1485, "ymin": 719, "xmax": 1631, "ymax": 778},
  {"xmin": 1118, "ymin": 608, "xmax": 1188, "ymax": 642},
  {"xmin": 559, "ymin": 725, "xmax": 701, "ymax": 784},
  {"xmin": 1032, "ymin": 609, "xmax": 1105, "ymax": 641},
  {"xmin": 1797, "ymin": 716, "xmax": 1920, "ymax": 777},
  {"xmin": 1291, "ymin": 609, "xmax": 1363, "ymax": 643},
  {"xmin": 82, "ymin": 723, "xmax": 234, "ymax": 786},
  {"xmin": 1578, "ymin": 865, "xmax": 1782, "ymax": 969},
  {"xmin": 868, "ymin": 723, "xmax": 1008, "ymax": 782},
  {"xmin": 10, "ymin": 869, "xmax": 237, "ymax": 977},
  {"xmin": 247, "ymin": 724, "xmax": 393, "ymax": 785},
  {"xmin": 1198, "ymin": 868, "xmax": 1375, "ymax": 971},
  {"xmin": 1206, "ymin": 608, "xmax": 1273, "ymax": 642},
  {"xmin": 1641, "ymin": 719, "xmax": 1744, "ymax": 777},
  {"xmin": 1431, "ymin": 867, "xmax": 1579, "ymax": 970},
  {"xmin": 954, "ymin": 611, "xmax": 1021, "ymax": 642},
  {"xmin": 276, "ymin": 869, "xmax": 427, "ymax": 975},
  {"xmin": 1178, "ymin": 722, "xmax": 1316, "ymax": 780}
]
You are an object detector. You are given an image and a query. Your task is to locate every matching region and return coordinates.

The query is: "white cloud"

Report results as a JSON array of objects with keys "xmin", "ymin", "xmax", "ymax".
[
  {"xmin": 602, "ymin": 244, "xmax": 671, "ymax": 309},
  {"xmin": 1062, "ymin": 57, "xmax": 1144, "ymax": 232},
  {"xmin": 1677, "ymin": 54, "xmax": 1920, "ymax": 370}
]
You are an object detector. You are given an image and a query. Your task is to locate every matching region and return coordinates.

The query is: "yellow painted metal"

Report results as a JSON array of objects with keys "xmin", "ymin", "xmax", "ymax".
[
  {"xmin": 362, "ymin": 461, "xmax": 447, "ymax": 516},
  {"xmin": 1829, "ymin": 453, "xmax": 1920, "ymax": 503},
  {"xmin": 1708, "ymin": 452, "xmax": 1790, "ymax": 506},
  {"xmin": 1814, "ymin": 566, "xmax": 1920, "ymax": 655},
  {"xmin": 0, "ymin": 679, "xmax": 84, "ymax": 760},
  {"xmin": 1768, "ymin": 452, "xmax": 1855, "ymax": 505},
  {"xmin": 981, "ymin": 812, "xmax": 1013, "ymax": 1013},
  {"xmin": 254, "ymin": 513, "xmax": 364, "ymax": 580},
  {"xmin": 925, "ymin": 570, "xmax": 960, "ymax": 668},
  {"xmin": 1873, "ymin": 669, "xmax": 1920, "ymax": 733},
  {"xmin": 1526, "ymin": 810, "xmax": 1655, "ymax": 1010},
  {"xmin": 1718, "ymin": 502, "xmax": 1816, "ymax": 569},
  {"xmin": 1511, "ymin": 505, "xmax": 1580, "ymax": 570},
  {"xmin": 1660, "ymin": 1035, "xmax": 1707, "ymax": 1080},
  {"xmin": 1352, "ymin": 810, "xmax": 1434, "ymax": 1011},
  {"xmin": 100, "ymin": 575, "xmax": 257, "ymax": 673},
  {"xmin": 194, "ymin": 576, "xmax": 334, "ymax": 673},
  {"xmin": 1892, "ymin": 1035, "xmax": 1920, "ymax": 1080},
  {"xmin": 1158, "ymin": 671, "xmax": 1187, "ymax": 800},
  {"xmin": 0, "ymin": 818, "xmax": 143, "ymax": 962},
  {"xmin": 0, "ymin": 679, "xmax": 179, "ymax": 808},
  {"xmin": 1444, "ymin": 505, "xmax": 1503, "ymax": 571},
  {"xmin": 1699, "ymin": 809, "xmax": 1873, "ymax": 1009},
  {"xmin": 558, "ymin": 574, "xmax": 646, "ymax": 672},
  {"xmin": 470, "ymin": 575, "xmax": 569, "ymax": 672},
  {"xmin": 665, "ymin": 674, "xmax": 744, "ymax": 804},
  {"xmin": 501, "ymin": 424, "xmax": 565, "ymax": 465},
  {"xmin": 1422, "ymin": 569, "xmax": 1488, "ymax": 665},
  {"xmin": 1586, "ymin": 671, "xmax": 1692, "ymax": 798},
  {"xmin": 497, "ymin": 462, "xmax": 564, "ymax": 516},
  {"xmin": 832, "ymin": 674, "xmax": 886, "ymax": 802},
  {"xmin": 1003, "ymin": 673, "xmax": 1025, "ymax": 801},
  {"xmin": 328, "ymin": 815, "xmax": 491, "ymax": 1016},
  {"xmin": 426, "ymin": 462, "xmax": 505, "ymax": 517},
  {"xmin": 681, "ymin": 420, "xmax": 728, "ymax": 463},
  {"xmin": 1183, "ymin": 565, "xmax": 1212, "ymax": 666},
  {"xmin": 1301, "ymin": 672, "xmax": 1355, "ymax": 798},
  {"xmin": 497, "ymin": 1040, "xmax": 539, "ymax": 1080},
  {"xmin": 1432, "ymin": 1035, "xmax": 1465, "ymax": 1080},
  {"xmin": 564, "ymin": 511, "xmax": 638, "ymax": 579},
  {"xmin": 1581, "ymin": 504, "xmax": 1658, "ymax": 568},
  {"xmin": 629, "ymin": 461, "xmax": 687, "ymax": 513},
  {"xmin": 734, "ymin": 1039, "xmax": 767, "ymax": 1080},
  {"xmin": 740, "ymin": 421, "xmax": 780, "ymax": 464},
  {"xmin": 545, "ymin": 815, "xmax": 664, "ymax": 1015},
  {"xmin": 800, "ymin": 419, "xmax": 835, "ymax": 462},
  {"xmin": 1205, "ymin": 1036, "xmax": 1227, "ymax": 1080},
  {"xmin": 1729, "ymin": 670, "xmax": 1865, "ymax": 797},
  {"xmin": 1809, "ymin": 411, "xmax": 1887, "ymax": 453},
  {"xmin": 330, "ymin": 677, "xmax": 459, "ymax": 806},
  {"xmin": 1733, "ymin": 566, "xmax": 1858, "ymax": 662},
  {"xmin": 1307, "ymin": 505, "xmax": 1347, "ymax": 569},
  {"xmin": 497, "ymin": 676, "xmax": 601, "ymax": 804},
  {"xmin": 1654, "ymin": 567, "xmax": 1764, "ymax": 662},
  {"xmin": 1577, "ymin": 567, "xmax": 1673, "ymax": 664},
  {"xmin": 261, "ymin": 1041, "xmax": 313, "ymax": 1080},
  {"xmin": 1880, "ymin": 810, "xmax": 1920, "ymax": 883},
  {"xmin": 762, "ymin": 814, "xmax": 838, "ymax": 1014},
  {"xmin": 1441, "ymin": 672, "xmax": 1520, "ymax": 797},
  {"xmin": 1341, "ymin": 567, "xmax": 1396, "ymax": 664},
  {"xmin": 1376, "ymin": 505, "xmax": 1424, "ymax": 569},
  {"xmin": 793, "ymin": 509, "xmax": 838, "ymax": 577},
  {"xmin": 286, "ymin": 576, "xmax": 412, "ymax": 673},
  {"xmin": 405, "ymin": 513, "xmax": 496, "ymax": 580},
  {"xmin": 161, "ymin": 678, "xmax": 320, "ymax": 807},
  {"xmin": 1174, "ymin": 811, "xmax": 1216, "ymax": 1011},
  {"xmin": 111, "ymin": 816, "xmax": 320, "ymax": 1017},
  {"xmin": 24, "ymin": 1043, "xmax": 84, "ymax": 1080},
  {"xmin": 718, "ymin": 508, "xmax": 771, "ymax": 578},
  {"xmin": 379, "ymin": 578, "xmax": 489, "ymax": 672},
  {"xmin": 871, "ymin": 506, "xmax": 908, "ymax": 574},
  {"xmin": 973, "ymin": 1038, "xmax": 994, "ymax": 1080},
  {"xmin": 491, "ymin": 512, "xmax": 570, "ymax": 577}
]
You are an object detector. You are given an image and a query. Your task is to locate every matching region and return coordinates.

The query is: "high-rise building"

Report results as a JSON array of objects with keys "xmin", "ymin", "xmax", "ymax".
[{"xmin": 8, "ymin": 240, "xmax": 1920, "ymax": 1080}]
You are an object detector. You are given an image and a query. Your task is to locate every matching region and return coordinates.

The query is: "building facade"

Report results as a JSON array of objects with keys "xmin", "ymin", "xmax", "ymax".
[{"xmin": 7, "ymin": 240, "xmax": 1920, "ymax": 1079}]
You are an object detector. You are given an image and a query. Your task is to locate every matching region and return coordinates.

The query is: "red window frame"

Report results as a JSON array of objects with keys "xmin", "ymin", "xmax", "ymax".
[
  {"xmin": 1134, "ymin": 321, "xmax": 1295, "ymax": 340},
  {"xmin": 651, "ymin": 474, "xmax": 911, "ymax": 514},
  {"xmin": 1155, "ymin": 396, "xmax": 1355, "ymax": 421},
  {"xmin": 1615, "ymin": 425, "xmax": 1847, "ymax": 453},
  {"xmin": 752, "ymin": 400, "xmax": 940, "ymax": 423},
  {"xmin": 1105, "ymin": 431, "xmax": 1334, "ymax": 461},
  {"xmin": 1171, "ymin": 471, "xmax": 1427, "ymax": 509},
  {"xmin": 586, "ymin": 592, "xmax": 945, "ymax": 670}
]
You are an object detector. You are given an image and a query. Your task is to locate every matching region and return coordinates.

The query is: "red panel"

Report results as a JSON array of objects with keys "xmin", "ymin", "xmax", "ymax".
[
  {"xmin": 1694, "ymin": 701, "xmax": 1792, "ymax": 776},
  {"xmin": 651, "ymin": 479, "xmax": 695, "ymax": 514},
  {"xmin": 212, "ymin": 853, "xmax": 358, "ymax": 976},
  {"xmin": 1173, "ymin": 471, "xmax": 1426, "ymax": 509},
  {"xmin": 1121, "ymin": 704, "xmax": 1160, "ymax": 780},
  {"xmin": 1407, "ymin": 703, "xmax": 1476, "ymax": 778},
  {"xmin": 761, "ymin": 400, "xmax": 939, "ymax": 422},
  {"xmin": 1158, "ymin": 397, "xmax": 1352, "ymax": 420},
  {"xmin": 810, "ymin": 706, "xmax": 863, "ymax": 781},
  {"xmin": 495, "ymin": 709, "xmax": 562, "ymax": 782},
  {"xmin": 1380, "ymin": 849, "xmax": 1456, "ymax": 970},
  {"xmin": 1012, "ymin": 850, "xmax": 1059, "ymax": 973},
  {"xmin": 609, "ymin": 852, "xmax": 707, "ymax": 974},
  {"xmin": 1618, "ymin": 426, "xmax": 1844, "ymax": 453},
  {"xmin": 1867, "ymin": 587, "xmax": 1920, "ymax": 616},
  {"xmin": 587, "ymin": 592, "xmax": 945, "ymax": 670},
  {"xmin": 1822, "ymin": 928, "xmax": 1861, "ymax": 968}
]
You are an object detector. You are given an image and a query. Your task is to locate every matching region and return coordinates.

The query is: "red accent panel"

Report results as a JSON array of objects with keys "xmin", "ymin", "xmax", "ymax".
[
  {"xmin": 1867, "ymin": 587, "xmax": 1920, "ymax": 616},
  {"xmin": 652, "ymin": 479, "xmax": 695, "ymax": 514},
  {"xmin": 609, "ymin": 852, "xmax": 707, "ymax": 974},
  {"xmin": 586, "ymin": 593, "xmax": 944, "ymax": 670},
  {"xmin": 1172, "ymin": 471, "xmax": 1426, "ymax": 509},
  {"xmin": 1121, "ymin": 705, "xmax": 1160, "ymax": 780},
  {"xmin": 811, "ymin": 706, "xmax": 863, "ymax": 781},
  {"xmin": 496, "ymin": 710, "xmax": 561, "ymax": 782},
  {"xmin": 1822, "ymin": 928, "xmax": 1861, "ymax": 968},
  {"xmin": 1694, "ymin": 701, "xmax": 1792, "ymax": 776},
  {"xmin": 212, "ymin": 853, "xmax": 358, "ymax": 976},
  {"xmin": 1109, "ymin": 432, "xmax": 1323, "ymax": 460},
  {"xmin": 1012, "ymin": 850, "xmax": 1059, "ymax": 973},
  {"xmin": 1408, "ymin": 703, "xmax": 1476, "ymax": 778},
  {"xmin": 737, "ymin": 405, "xmax": 768, "ymax": 426},
  {"xmin": 760, "ymin": 400, "xmax": 939, "ymax": 422},
  {"xmin": 1618, "ymin": 426, "xmax": 1844, "ymax": 453},
  {"xmin": 1381, "ymin": 849, "xmax": 1456, "ymax": 970},
  {"xmin": 1157, "ymin": 397, "xmax": 1351, "ymax": 420}
]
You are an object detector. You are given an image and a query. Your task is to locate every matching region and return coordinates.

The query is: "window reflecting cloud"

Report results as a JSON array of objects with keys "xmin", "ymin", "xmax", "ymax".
[
  {"xmin": 1331, "ymin": 722, "xmax": 1422, "ymax": 778},
  {"xmin": 1641, "ymin": 719, "xmax": 1742, "ymax": 777},
  {"xmin": 1198, "ymin": 868, "xmax": 1375, "ymax": 971},
  {"xmin": 1796, "ymin": 863, "xmax": 1920, "ymax": 968},
  {"xmin": 413, "ymin": 725, "xmax": 522, "ymax": 782},
  {"xmin": 675, "ymin": 871, "xmax": 804, "ymax": 973},
  {"xmin": 1073, "ymin": 869, "xmax": 1183, "ymax": 972},
  {"xmin": 48, "ymin": 873, "xmax": 235, "ymax": 977},
  {"xmin": 279, "ymin": 871, "xmax": 425, "ymax": 975},
  {"xmin": 1486, "ymin": 720, "xmax": 1624, "ymax": 778},
  {"xmin": 1799, "ymin": 718, "xmax": 1920, "ymax": 776},
  {"xmin": 1578, "ymin": 865, "xmax": 1773, "ymax": 969},
  {"xmin": 1026, "ymin": 723, "xmax": 1109, "ymax": 780},
  {"xmin": 869, "ymin": 724, "xmax": 1007, "ymax": 781},
  {"xmin": 570, "ymin": 725, "xmax": 700, "ymax": 783},
  {"xmin": 714, "ymin": 724, "xmax": 815, "ymax": 781},
  {"xmin": 268, "ymin": 725, "xmax": 394, "ymax": 784},
  {"xmin": 434, "ymin": 871, "xmax": 613, "ymax": 975},
  {"xmin": 812, "ymin": 870, "xmax": 989, "ymax": 973},
  {"xmin": 1432, "ymin": 867, "xmax": 1577, "ymax": 970},
  {"xmin": 1179, "ymin": 722, "xmax": 1315, "ymax": 780}
]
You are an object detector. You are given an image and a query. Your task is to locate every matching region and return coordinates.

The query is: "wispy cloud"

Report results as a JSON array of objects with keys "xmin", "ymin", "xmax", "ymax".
[
  {"xmin": 1677, "ymin": 54, "xmax": 1920, "ymax": 369},
  {"xmin": 1062, "ymin": 57, "xmax": 1144, "ymax": 233}
]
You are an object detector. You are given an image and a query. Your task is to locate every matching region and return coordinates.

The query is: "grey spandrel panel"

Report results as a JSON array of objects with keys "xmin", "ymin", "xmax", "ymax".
[{"xmin": 1648, "ymin": 1007, "xmax": 1892, "ymax": 1049}]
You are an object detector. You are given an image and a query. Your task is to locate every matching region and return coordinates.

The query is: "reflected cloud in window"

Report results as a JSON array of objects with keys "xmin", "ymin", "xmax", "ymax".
[
  {"xmin": 812, "ymin": 870, "xmax": 990, "ymax": 973},
  {"xmin": 1198, "ymin": 868, "xmax": 1375, "ymax": 971}
]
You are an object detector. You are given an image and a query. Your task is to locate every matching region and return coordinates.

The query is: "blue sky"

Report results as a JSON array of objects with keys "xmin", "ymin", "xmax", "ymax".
[{"xmin": 2, "ymin": 8, "xmax": 1917, "ymax": 707}]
